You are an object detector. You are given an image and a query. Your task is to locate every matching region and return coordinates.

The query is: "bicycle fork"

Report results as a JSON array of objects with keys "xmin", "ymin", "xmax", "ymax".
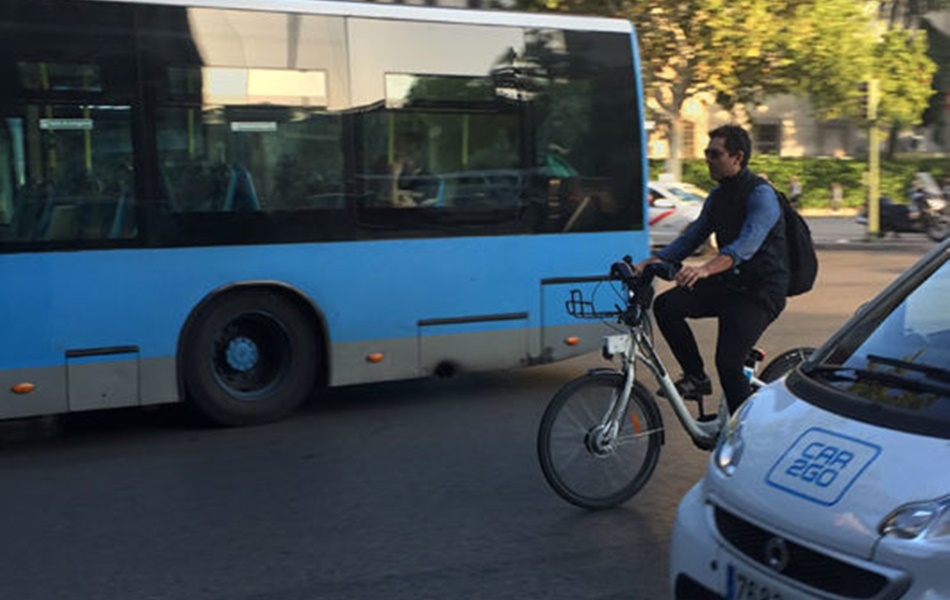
[{"xmin": 587, "ymin": 335, "xmax": 639, "ymax": 454}]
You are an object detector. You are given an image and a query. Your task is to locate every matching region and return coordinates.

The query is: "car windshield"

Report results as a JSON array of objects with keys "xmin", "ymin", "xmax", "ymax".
[{"xmin": 805, "ymin": 248, "xmax": 950, "ymax": 429}]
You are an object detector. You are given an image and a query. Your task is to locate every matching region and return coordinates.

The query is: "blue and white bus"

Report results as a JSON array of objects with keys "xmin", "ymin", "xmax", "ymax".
[{"xmin": 0, "ymin": 0, "xmax": 649, "ymax": 425}]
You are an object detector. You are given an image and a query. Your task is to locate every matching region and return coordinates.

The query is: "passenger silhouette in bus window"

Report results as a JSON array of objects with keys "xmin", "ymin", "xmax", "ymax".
[{"xmin": 389, "ymin": 132, "xmax": 438, "ymax": 208}]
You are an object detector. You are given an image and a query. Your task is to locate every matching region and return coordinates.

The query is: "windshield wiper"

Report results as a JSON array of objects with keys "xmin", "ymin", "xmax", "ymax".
[
  {"xmin": 866, "ymin": 354, "xmax": 950, "ymax": 384},
  {"xmin": 807, "ymin": 363, "xmax": 950, "ymax": 396}
]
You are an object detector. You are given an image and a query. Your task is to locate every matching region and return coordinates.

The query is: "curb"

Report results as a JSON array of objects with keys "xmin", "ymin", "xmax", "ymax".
[
  {"xmin": 800, "ymin": 208, "xmax": 860, "ymax": 218},
  {"xmin": 814, "ymin": 238, "xmax": 935, "ymax": 253}
]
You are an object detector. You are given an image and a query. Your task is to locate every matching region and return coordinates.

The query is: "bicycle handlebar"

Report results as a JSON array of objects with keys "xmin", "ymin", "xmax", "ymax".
[
  {"xmin": 564, "ymin": 256, "xmax": 682, "ymax": 321},
  {"xmin": 609, "ymin": 255, "xmax": 680, "ymax": 288}
]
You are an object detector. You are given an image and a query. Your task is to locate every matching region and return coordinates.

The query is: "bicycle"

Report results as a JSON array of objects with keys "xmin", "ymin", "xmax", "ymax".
[{"xmin": 536, "ymin": 257, "xmax": 814, "ymax": 510}]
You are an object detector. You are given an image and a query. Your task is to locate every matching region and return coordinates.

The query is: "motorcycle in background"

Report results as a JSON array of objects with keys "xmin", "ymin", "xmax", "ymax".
[{"xmin": 857, "ymin": 172, "xmax": 950, "ymax": 242}]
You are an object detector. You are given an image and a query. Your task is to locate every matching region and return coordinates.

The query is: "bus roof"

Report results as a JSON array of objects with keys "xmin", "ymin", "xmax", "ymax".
[{"xmin": 82, "ymin": 0, "xmax": 633, "ymax": 33}]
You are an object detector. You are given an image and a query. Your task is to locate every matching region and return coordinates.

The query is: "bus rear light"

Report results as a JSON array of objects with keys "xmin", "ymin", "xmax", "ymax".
[
  {"xmin": 366, "ymin": 353, "xmax": 385, "ymax": 363},
  {"xmin": 564, "ymin": 336, "xmax": 580, "ymax": 346},
  {"xmin": 11, "ymin": 383, "xmax": 36, "ymax": 394}
]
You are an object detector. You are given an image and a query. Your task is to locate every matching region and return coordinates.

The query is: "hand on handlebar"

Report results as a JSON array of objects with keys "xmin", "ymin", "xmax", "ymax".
[
  {"xmin": 675, "ymin": 264, "xmax": 709, "ymax": 289},
  {"xmin": 615, "ymin": 255, "xmax": 680, "ymax": 282},
  {"xmin": 632, "ymin": 256, "xmax": 661, "ymax": 275}
]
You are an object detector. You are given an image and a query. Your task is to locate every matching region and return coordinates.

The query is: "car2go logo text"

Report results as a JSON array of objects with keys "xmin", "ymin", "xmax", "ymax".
[{"xmin": 766, "ymin": 428, "xmax": 881, "ymax": 506}]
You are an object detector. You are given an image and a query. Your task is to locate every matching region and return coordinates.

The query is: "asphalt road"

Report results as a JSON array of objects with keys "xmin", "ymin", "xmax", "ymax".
[
  {"xmin": 0, "ymin": 246, "xmax": 936, "ymax": 600},
  {"xmin": 806, "ymin": 214, "xmax": 941, "ymax": 250}
]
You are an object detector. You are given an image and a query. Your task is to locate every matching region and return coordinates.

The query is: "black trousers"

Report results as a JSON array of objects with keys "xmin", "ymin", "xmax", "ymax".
[{"xmin": 653, "ymin": 280, "xmax": 783, "ymax": 413}]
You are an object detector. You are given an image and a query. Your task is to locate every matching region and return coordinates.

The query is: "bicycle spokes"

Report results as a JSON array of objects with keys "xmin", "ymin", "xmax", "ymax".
[{"xmin": 537, "ymin": 373, "xmax": 663, "ymax": 509}]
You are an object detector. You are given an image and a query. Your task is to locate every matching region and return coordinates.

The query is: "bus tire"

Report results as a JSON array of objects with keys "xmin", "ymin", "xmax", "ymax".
[{"xmin": 182, "ymin": 289, "xmax": 319, "ymax": 426}]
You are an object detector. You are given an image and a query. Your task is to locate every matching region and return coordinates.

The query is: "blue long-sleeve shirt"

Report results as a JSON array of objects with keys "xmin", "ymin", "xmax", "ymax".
[{"xmin": 656, "ymin": 183, "xmax": 781, "ymax": 265}]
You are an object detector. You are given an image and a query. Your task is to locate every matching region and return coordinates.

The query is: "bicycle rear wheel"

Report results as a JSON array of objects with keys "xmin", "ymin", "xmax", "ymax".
[
  {"xmin": 537, "ymin": 372, "xmax": 663, "ymax": 510},
  {"xmin": 760, "ymin": 347, "xmax": 815, "ymax": 383}
]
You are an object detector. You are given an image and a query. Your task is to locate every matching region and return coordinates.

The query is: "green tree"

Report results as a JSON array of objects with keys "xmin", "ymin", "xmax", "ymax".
[
  {"xmin": 875, "ymin": 28, "xmax": 937, "ymax": 131},
  {"xmin": 784, "ymin": 1, "xmax": 935, "ymax": 156},
  {"xmin": 876, "ymin": 0, "xmax": 949, "ymax": 152},
  {"xmin": 783, "ymin": 0, "xmax": 874, "ymax": 122}
]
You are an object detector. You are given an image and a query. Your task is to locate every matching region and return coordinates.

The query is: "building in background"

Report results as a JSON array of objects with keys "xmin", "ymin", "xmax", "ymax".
[{"xmin": 341, "ymin": 0, "xmax": 514, "ymax": 7}]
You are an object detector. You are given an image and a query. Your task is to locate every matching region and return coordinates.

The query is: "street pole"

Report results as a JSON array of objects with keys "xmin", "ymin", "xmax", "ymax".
[{"xmin": 866, "ymin": 78, "xmax": 880, "ymax": 239}]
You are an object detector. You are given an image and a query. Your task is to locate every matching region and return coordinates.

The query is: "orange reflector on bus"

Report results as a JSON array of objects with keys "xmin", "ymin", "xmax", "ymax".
[
  {"xmin": 564, "ymin": 336, "xmax": 581, "ymax": 346},
  {"xmin": 11, "ymin": 383, "xmax": 36, "ymax": 395},
  {"xmin": 366, "ymin": 353, "xmax": 385, "ymax": 363}
]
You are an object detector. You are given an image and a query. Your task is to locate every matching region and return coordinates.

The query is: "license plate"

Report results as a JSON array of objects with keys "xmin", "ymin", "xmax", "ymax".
[{"xmin": 725, "ymin": 564, "xmax": 783, "ymax": 600}]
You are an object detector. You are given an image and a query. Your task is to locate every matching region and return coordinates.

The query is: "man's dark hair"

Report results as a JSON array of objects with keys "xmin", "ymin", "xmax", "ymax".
[{"xmin": 708, "ymin": 125, "xmax": 752, "ymax": 168}]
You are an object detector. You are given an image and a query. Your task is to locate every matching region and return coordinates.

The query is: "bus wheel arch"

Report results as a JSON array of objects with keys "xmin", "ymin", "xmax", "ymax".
[{"xmin": 178, "ymin": 284, "xmax": 329, "ymax": 426}]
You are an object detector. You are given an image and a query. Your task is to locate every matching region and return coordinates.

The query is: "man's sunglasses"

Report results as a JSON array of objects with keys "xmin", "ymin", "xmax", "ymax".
[{"xmin": 703, "ymin": 148, "xmax": 726, "ymax": 159}]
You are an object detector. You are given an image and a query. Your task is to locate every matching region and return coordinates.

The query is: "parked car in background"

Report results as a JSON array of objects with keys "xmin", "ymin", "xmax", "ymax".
[
  {"xmin": 670, "ymin": 239, "xmax": 950, "ymax": 600},
  {"xmin": 648, "ymin": 181, "xmax": 715, "ymax": 253}
]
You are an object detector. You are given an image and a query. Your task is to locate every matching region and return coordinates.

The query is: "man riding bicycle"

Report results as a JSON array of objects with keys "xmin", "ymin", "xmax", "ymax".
[{"xmin": 635, "ymin": 125, "xmax": 788, "ymax": 413}]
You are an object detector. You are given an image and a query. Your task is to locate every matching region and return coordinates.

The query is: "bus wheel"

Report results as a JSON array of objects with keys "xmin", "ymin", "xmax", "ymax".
[{"xmin": 183, "ymin": 289, "xmax": 319, "ymax": 426}]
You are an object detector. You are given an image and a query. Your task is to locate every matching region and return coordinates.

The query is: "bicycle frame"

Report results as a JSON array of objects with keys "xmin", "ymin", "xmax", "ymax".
[{"xmin": 603, "ymin": 312, "xmax": 727, "ymax": 451}]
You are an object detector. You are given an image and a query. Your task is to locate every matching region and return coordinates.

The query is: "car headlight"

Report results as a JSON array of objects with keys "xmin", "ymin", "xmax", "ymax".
[
  {"xmin": 714, "ymin": 402, "xmax": 753, "ymax": 477},
  {"xmin": 881, "ymin": 496, "xmax": 950, "ymax": 539}
]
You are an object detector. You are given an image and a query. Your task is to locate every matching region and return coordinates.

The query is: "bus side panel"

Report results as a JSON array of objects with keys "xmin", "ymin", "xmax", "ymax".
[
  {"xmin": 66, "ymin": 350, "xmax": 139, "ymax": 412},
  {"xmin": 0, "ymin": 365, "xmax": 67, "ymax": 419},
  {"xmin": 419, "ymin": 318, "xmax": 528, "ymax": 375},
  {"xmin": 330, "ymin": 337, "xmax": 420, "ymax": 386},
  {"xmin": 0, "ymin": 230, "xmax": 645, "ymax": 416},
  {"xmin": 541, "ymin": 280, "xmax": 618, "ymax": 363}
]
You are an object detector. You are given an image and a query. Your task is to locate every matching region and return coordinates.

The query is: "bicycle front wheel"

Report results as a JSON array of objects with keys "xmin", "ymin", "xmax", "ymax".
[{"xmin": 537, "ymin": 372, "xmax": 663, "ymax": 510}]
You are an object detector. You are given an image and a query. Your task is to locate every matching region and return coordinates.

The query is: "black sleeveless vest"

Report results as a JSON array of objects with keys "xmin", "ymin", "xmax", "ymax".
[{"xmin": 707, "ymin": 169, "xmax": 789, "ymax": 311}]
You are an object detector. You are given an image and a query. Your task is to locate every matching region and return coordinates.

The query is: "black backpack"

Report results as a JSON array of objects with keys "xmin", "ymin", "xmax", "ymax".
[{"xmin": 774, "ymin": 187, "xmax": 818, "ymax": 296}]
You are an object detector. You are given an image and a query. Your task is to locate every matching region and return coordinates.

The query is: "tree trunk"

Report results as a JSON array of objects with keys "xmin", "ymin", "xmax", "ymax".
[
  {"xmin": 663, "ymin": 116, "xmax": 684, "ymax": 181},
  {"xmin": 885, "ymin": 124, "xmax": 899, "ymax": 159}
]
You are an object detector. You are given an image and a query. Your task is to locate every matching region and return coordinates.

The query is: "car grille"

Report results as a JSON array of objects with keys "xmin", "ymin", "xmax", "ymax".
[{"xmin": 714, "ymin": 506, "xmax": 893, "ymax": 599}]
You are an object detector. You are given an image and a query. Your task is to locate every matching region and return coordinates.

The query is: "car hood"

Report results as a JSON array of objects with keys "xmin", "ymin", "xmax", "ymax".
[{"xmin": 705, "ymin": 380, "xmax": 950, "ymax": 560}]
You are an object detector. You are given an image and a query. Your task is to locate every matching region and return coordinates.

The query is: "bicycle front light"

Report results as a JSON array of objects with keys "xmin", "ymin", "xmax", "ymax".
[
  {"xmin": 881, "ymin": 496, "xmax": 950, "ymax": 540},
  {"xmin": 714, "ymin": 402, "xmax": 752, "ymax": 477}
]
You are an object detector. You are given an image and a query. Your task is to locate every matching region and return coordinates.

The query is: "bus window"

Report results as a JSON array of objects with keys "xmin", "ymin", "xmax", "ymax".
[
  {"xmin": 156, "ymin": 102, "xmax": 344, "ymax": 214},
  {"xmin": 0, "ymin": 121, "xmax": 15, "ymax": 229},
  {"xmin": 0, "ymin": 0, "xmax": 140, "ymax": 246},
  {"xmin": 142, "ymin": 8, "xmax": 351, "ymax": 244},
  {"xmin": 349, "ymin": 21, "xmax": 642, "ymax": 237},
  {"xmin": 9, "ymin": 103, "xmax": 136, "ymax": 242}
]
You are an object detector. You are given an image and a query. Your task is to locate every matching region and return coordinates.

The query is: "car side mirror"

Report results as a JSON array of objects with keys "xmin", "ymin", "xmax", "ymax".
[{"xmin": 652, "ymin": 198, "xmax": 675, "ymax": 209}]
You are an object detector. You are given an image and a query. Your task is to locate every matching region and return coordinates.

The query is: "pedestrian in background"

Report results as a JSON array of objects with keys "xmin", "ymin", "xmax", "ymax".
[
  {"xmin": 789, "ymin": 176, "xmax": 802, "ymax": 208},
  {"xmin": 831, "ymin": 182, "xmax": 842, "ymax": 212}
]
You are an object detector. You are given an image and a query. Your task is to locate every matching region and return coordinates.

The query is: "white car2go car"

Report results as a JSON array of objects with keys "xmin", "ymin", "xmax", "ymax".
[{"xmin": 671, "ymin": 239, "xmax": 950, "ymax": 600}]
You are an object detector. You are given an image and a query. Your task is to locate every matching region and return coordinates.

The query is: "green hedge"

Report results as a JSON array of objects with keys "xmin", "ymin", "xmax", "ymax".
[{"xmin": 649, "ymin": 157, "xmax": 950, "ymax": 208}]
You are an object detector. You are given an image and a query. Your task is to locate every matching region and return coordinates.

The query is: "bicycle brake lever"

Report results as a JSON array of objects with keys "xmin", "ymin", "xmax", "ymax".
[{"xmin": 609, "ymin": 260, "xmax": 637, "ymax": 283}]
